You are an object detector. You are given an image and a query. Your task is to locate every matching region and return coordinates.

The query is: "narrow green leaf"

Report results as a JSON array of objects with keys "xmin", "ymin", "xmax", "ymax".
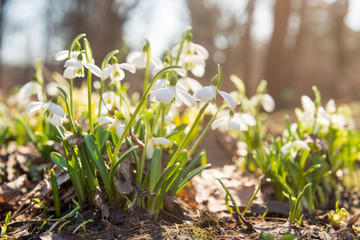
[
  {"xmin": 84, "ymin": 134, "xmax": 113, "ymax": 200},
  {"xmin": 149, "ymin": 147, "xmax": 162, "ymax": 192},
  {"xmin": 175, "ymin": 164, "xmax": 211, "ymax": 194},
  {"xmin": 50, "ymin": 152, "xmax": 68, "ymax": 173},
  {"xmin": 51, "ymin": 169, "xmax": 61, "ymax": 217},
  {"xmin": 0, "ymin": 126, "xmax": 9, "ymax": 145},
  {"xmin": 109, "ymin": 145, "xmax": 138, "ymax": 180}
]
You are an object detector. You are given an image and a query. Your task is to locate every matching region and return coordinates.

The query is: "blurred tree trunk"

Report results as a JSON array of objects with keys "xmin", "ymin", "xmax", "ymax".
[
  {"xmin": 264, "ymin": 0, "xmax": 291, "ymax": 108},
  {"xmin": 331, "ymin": 0, "xmax": 348, "ymax": 74},
  {"xmin": 0, "ymin": 0, "xmax": 9, "ymax": 88},
  {"xmin": 241, "ymin": 0, "xmax": 255, "ymax": 83}
]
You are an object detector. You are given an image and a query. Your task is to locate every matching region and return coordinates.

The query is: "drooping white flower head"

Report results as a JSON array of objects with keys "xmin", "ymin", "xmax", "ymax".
[
  {"xmin": 249, "ymin": 93, "xmax": 275, "ymax": 113},
  {"xmin": 177, "ymin": 77, "xmax": 203, "ymax": 93},
  {"xmin": 150, "ymin": 73, "xmax": 196, "ymax": 107},
  {"xmin": 97, "ymin": 116, "xmax": 125, "ymax": 138},
  {"xmin": 194, "ymin": 85, "xmax": 237, "ymax": 110},
  {"xmin": 126, "ymin": 51, "xmax": 163, "ymax": 70},
  {"xmin": 146, "ymin": 137, "xmax": 172, "ymax": 159},
  {"xmin": 172, "ymin": 40, "xmax": 209, "ymax": 78},
  {"xmin": 87, "ymin": 62, "xmax": 136, "ymax": 81},
  {"xmin": 17, "ymin": 81, "xmax": 44, "ymax": 107},
  {"xmin": 211, "ymin": 110, "xmax": 256, "ymax": 132},
  {"xmin": 62, "ymin": 52, "xmax": 88, "ymax": 79},
  {"xmin": 281, "ymin": 140, "xmax": 309, "ymax": 158},
  {"xmin": 27, "ymin": 101, "xmax": 65, "ymax": 126},
  {"xmin": 295, "ymin": 95, "xmax": 331, "ymax": 134}
]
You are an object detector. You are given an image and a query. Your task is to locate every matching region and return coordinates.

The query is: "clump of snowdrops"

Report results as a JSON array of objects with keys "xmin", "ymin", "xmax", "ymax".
[{"xmin": 21, "ymin": 28, "xmax": 246, "ymax": 219}]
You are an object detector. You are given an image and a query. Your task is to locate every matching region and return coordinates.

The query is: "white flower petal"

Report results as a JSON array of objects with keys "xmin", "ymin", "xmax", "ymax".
[
  {"xmin": 97, "ymin": 116, "xmax": 115, "ymax": 124},
  {"xmin": 18, "ymin": 82, "xmax": 34, "ymax": 102},
  {"xmin": 263, "ymin": 94, "xmax": 275, "ymax": 112},
  {"xmin": 194, "ymin": 86, "xmax": 216, "ymax": 102},
  {"xmin": 150, "ymin": 56, "xmax": 163, "ymax": 69},
  {"xmin": 301, "ymin": 95, "xmax": 315, "ymax": 112},
  {"xmin": 55, "ymin": 50, "xmax": 69, "ymax": 61},
  {"xmin": 146, "ymin": 141, "xmax": 154, "ymax": 159},
  {"xmin": 87, "ymin": 63, "xmax": 102, "ymax": 78},
  {"xmin": 49, "ymin": 115, "xmax": 63, "ymax": 126},
  {"xmin": 211, "ymin": 117, "xmax": 228, "ymax": 130},
  {"xmin": 127, "ymin": 51, "xmax": 146, "ymax": 69},
  {"xmin": 50, "ymin": 103, "xmax": 65, "ymax": 117},
  {"xmin": 193, "ymin": 43, "xmax": 209, "ymax": 59},
  {"xmin": 241, "ymin": 113, "xmax": 256, "ymax": 126},
  {"xmin": 191, "ymin": 65, "xmax": 205, "ymax": 78},
  {"xmin": 27, "ymin": 102, "xmax": 46, "ymax": 112},
  {"xmin": 110, "ymin": 67, "xmax": 125, "ymax": 81},
  {"xmin": 153, "ymin": 137, "xmax": 171, "ymax": 145},
  {"xmin": 101, "ymin": 66, "xmax": 112, "ymax": 80},
  {"xmin": 151, "ymin": 87, "xmax": 175, "ymax": 104},
  {"xmin": 115, "ymin": 122, "xmax": 125, "ymax": 138},
  {"xmin": 118, "ymin": 63, "xmax": 136, "ymax": 73},
  {"xmin": 171, "ymin": 44, "xmax": 180, "ymax": 56},
  {"xmin": 184, "ymin": 77, "xmax": 203, "ymax": 92},
  {"xmin": 152, "ymin": 79, "xmax": 167, "ymax": 92},
  {"xmin": 176, "ymin": 88, "xmax": 196, "ymax": 107},
  {"xmin": 228, "ymin": 117, "xmax": 248, "ymax": 131},
  {"xmin": 64, "ymin": 59, "xmax": 81, "ymax": 68},
  {"xmin": 174, "ymin": 68, "xmax": 187, "ymax": 77},
  {"xmin": 218, "ymin": 90, "xmax": 236, "ymax": 109},
  {"xmin": 326, "ymin": 99, "xmax": 336, "ymax": 114},
  {"xmin": 63, "ymin": 67, "xmax": 76, "ymax": 79}
]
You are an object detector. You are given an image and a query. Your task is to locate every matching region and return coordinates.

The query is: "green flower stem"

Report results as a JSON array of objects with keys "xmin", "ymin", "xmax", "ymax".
[
  {"xmin": 112, "ymin": 65, "xmax": 183, "ymax": 161},
  {"xmin": 142, "ymin": 49, "xmax": 151, "ymax": 114},
  {"xmin": 160, "ymin": 103, "xmax": 166, "ymax": 137},
  {"xmin": 167, "ymin": 102, "xmax": 209, "ymax": 167},
  {"xmin": 87, "ymin": 71, "xmax": 94, "ymax": 133},
  {"xmin": 175, "ymin": 28, "xmax": 191, "ymax": 65},
  {"xmin": 69, "ymin": 78, "xmax": 74, "ymax": 120},
  {"xmin": 188, "ymin": 104, "xmax": 225, "ymax": 158},
  {"xmin": 98, "ymin": 79, "xmax": 105, "ymax": 118},
  {"xmin": 137, "ymin": 117, "xmax": 151, "ymax": 184}
]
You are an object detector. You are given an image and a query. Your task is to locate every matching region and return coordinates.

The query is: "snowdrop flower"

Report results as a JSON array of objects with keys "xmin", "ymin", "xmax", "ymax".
[
  {"xmin": 172, "ymin": 40, "xmax": 209, "ymax": 77},
  {"xmin": 87, "ymin": 60, "xmax": 136, "ymax": 81},
  {"xmin": 146, "ymin": 137, "xmax": 171, "ymax": 159},
  {"xmin": 281, "ymin": 140, "xmax": 309, "ymax": 158},
  {"xmin": 150, "ymin": 77, "xmax": 196, "ymax": 107},
  {"xmin": 126, "ymin": 51, "xmax": 162, "ymax": 70},
  {"xmin": 95, "ymin": 91, "xmax": 130, "ymax": 118},
  {"xmin": 62, "ymin": 52, "xmax": 87, "ymax": 79},
  {"xmin": 97, "ymin": 116, "xmax": 125, "ymax": 138},
  {"xmin": 295, "ymin": 95, "xmax": 331, "ymax": 134},
  {"xmin": 177, "ymin": 77, "xmax": 203, "ymax": 92},
  {"xmin": 211, "ymin": 110, "xmax": 256, "ymax": 131},
  {"xmin": 194, "ymin": 85, "xmax": 236, "ymax": 110},
  {"xmin": 17, "ymin": 81, "xmax": 44, "ymax": 107},
  {"xmin": 27, "ymin": 101, "xmax": 65, "ymax": 126},
  {"xmin": 325, "ymin": 100, "xmax": 355, "ymax": 130},
  {"xmin": 249, "ymin": 93, "xmax": 275, "ymax": 113}
]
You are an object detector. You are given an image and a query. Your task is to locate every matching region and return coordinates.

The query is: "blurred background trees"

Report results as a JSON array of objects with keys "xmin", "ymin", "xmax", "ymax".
[{"xmin": 1, "ymin": 0, "xmax": 360, "ymax": 109}]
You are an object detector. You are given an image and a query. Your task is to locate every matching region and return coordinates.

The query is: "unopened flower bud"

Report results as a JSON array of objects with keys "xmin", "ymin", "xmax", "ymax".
[
  {"xmin": 51, "ymin": 96, "xmax": 58, "ymax": 104},
  {"xmin": 169, "ymin": 76, "xmax": 177, "ymax": 86},
  {"xmin": 211, "ymin": 75, "xmax": 220, "ymax": 87},
  {"xmin": 74, "ymin": 41, "xmax": 81, "ymax": 52},
  {"xmin": 256, "ymin": 80, "xmax": 268, "ymax": 94},
  {"xmin": 111, "ymin": 56, "xmax": 118, "ymax": 64}
]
